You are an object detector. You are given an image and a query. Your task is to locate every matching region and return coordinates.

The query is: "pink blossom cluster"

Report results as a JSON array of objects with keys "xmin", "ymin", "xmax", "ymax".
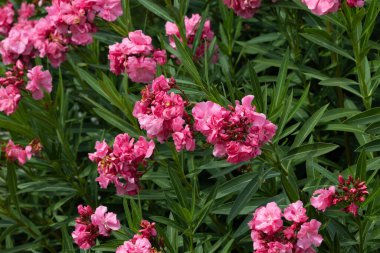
[
  {"xmin": 0, "ymin": 61, "xmax": 52, "ymax": 115},
  {"xmin": 72, "ymin": 205, "xmax": 121, "ymax": 249},
  {"xmin": 311, "ymin": 175, "xmax": 368, "ymax": 216},
  {"xmin": 0, "ymin": 3, "xmax": 14, "ymax": 36},
  {"xmin": 0, "ymin": 0, "xmax": 122, "ymax": 67},
  {"xmin": 301, "ymin": 0, "xmax": 365, "ymax": 16},
  {"xmin": 116, "ymin": 220, "xmax": 160, "ymax": 253},
  {"xmin": 165, "ymin": 14, "xmax": 218, "ymax": 62},
  {"xmin": 88, "ymin": 133, "xmax": 155, "ymax": 195},
  {"xmin": 192, "ymin": 95, "xmax": 276, "ymax": 163},
  {"xmin": 133, "ymin": 76, "xmax": 195, "ymax": 151},
  {"xmin": 108, "ymin": 30, "xmax": 167, "ymax": 83},
  {"xmin": 223, "ymin": 0, "xmax": 262, "ymax": 19},
  {"xmin": 248, "ymin": 201, "xmax": 323, "ymax": 253}
]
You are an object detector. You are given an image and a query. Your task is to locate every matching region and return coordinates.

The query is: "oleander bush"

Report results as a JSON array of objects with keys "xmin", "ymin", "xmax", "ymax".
[{"xmin": 0, "ymin": 0, "xmax": 380, "ymax": 252}]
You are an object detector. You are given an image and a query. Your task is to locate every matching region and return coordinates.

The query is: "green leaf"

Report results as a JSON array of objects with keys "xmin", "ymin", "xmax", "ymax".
[
  {"xmin": 323, "ymin": 124, "xmax": 365, "ymax": 134},
  {"xmin": 300, "ymin": 32, "xmax": 355, "ymax": 61},
  {"xmin": 61, "ymin": 226, "xmax": 75, "ymax": 252},
  {"xmin": 365, "ymin": 122, "xmax": 380, "ymax": 134},
  {"xmin": 345, "ymin": 108, "xmax": 380, "ymax": 125},
  {"xmin": 271, "ymin": 49, "xmax": 289, "ymax": 113},
  {"xmin": 284, "ymin": 143, "xmax": 339, "ymax": 161},
  {"xmin": 227, "ymin": 174, "xmax": 259, "ymax": 223},
  {"xmin": 356, "ymin": 139, "xmax": 380, "ymax": 152},
  {"xmin": 281, "ymin": 174, "xmax": 299, "ymax": 202},
  {"xmin": 356, "ymin": 151, "xmax": 367, "ymax": 181},
  {"xmin": 291, "ymin": 104, "xmax": 328, "ymax": 148},
  {"xmin": 249, "ymin": 62, "xmax": 264, "ymax": 113},
  {"xmin": 168, "ymin": 167, "xmax": 189, "ymax": 209},
  {"xmin": 136, "ymin": 0, "xmax": 174, "ymax": 21}
]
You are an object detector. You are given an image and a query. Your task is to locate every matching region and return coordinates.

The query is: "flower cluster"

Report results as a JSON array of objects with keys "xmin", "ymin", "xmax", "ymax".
[
  {"xmin": 116, "ymin": 220, "xmax": 160, "ymax": 253},
  {"xmin": 311, "ymin": 175, "xmax": 368, "ymax": 216},
  {"xmin": 165, "ymin": 14, "xmax": 217, "ymax": 62},
  {"xmin": 301, "ymin": 0, "xmax": 365, "ymax": 16},
  {"xmin": 248, "ymin": 201, "xmax": 323, "ymax": 253},
  {"xmin": 223, "ymin": 0, "xmax": 262, "ymax": 19},
  {"xmin": 133, "ymin": 76, "xmax": 195, "ymax": 151},
  {"xmin": 5, "ymin": 139, "xmax": 42, "ymax": 165},
  {"xmin": 108, "ymin": 30, "xmax": 167, "ymax": 83},
  {"xmin": 0, "ymin": 3, "xmax": 14, "ymax": 36},
  {"xmin": 0, "ymin": 0, "xmax": 122, "ymax": 67},
  {"xmin": 0, "ymin": 61, "xmax": 52, "ymax": 115},
  {"xmin": 72, "ymin": 205, "xmax": 121, "ymax": 249},
  {"xmin": 88, "ymin": 133, "xmax": 155, "ymax": 195},
  {"xmin": 192, "ymin": 95, "xmax": 276, "ymax": 163}
]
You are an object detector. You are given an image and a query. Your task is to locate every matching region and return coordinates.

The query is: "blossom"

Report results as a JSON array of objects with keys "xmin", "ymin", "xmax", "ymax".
[
  {"xmin": 116, "ymin": 235, "xmax": 152, "ymax": 253},
  {"xmin": 88, "ymin": 0, "xmax": 123, "ymax": 21},
  {"xmin": 248, "ymin": 201, "xmax": 323, "ymax": 253},
  {"xmin": 0, "ymin": 3, "xmax": 14, "ymax": 36},
  {"xmin": 165, "ymin": 14, "xmax": 217, "ymax": 61},
  {"xmin": 88, "ymin": 134, "xmax": 155, "ymax": 195},
  {"xmin": 72, "ymin": 204, "xmax": 120, "ymax": 249},
  {"xmin": 133, "ymin": 76, "xmax": 195, "ymax": 151},
  {"xmin": 90, "ymin": 206, "xmax": 121, "ymax": 236},
  {"xmin": 108, "ymin": 30, "xmax": 166, "ymax": 83},
  {"xmin": 296, "ymin": 220, "xmax": 323, "ymax": 250},
  {"xmin": 116, "ymin": 220, "xmax": 158, "ymax": 253},
  {"xmin": 347, "ymin": 0, "xmax": 365, "ymax": 7},
  {"xmin": 5, "ymin": 140, "xmax": 33, "ymax": 165},
  {"xmin": 249, "ymin": 202, "xmax": 283, "ymax": 235},
  {"xmin": 18, "ymin": 3, "xmax": 35, "ymax": 22},
  {"xmin": 223, "ymin": 0, "xmax": 262, "ymax": 18},
  {"xmin": 0, "ymin": 86, "xmax": 21, "ymax": 115},
  {"xmin": 192, "ymin": 95, "xmax": 276, "ymax": 163},
  {"xmin": 301, "ymin": 0, "xmax": 340, "ymax": 15},
  {"xmin": 283, "ymin": 200, "xmax": 308, "ymax": 223},
  {"xmin": 26, "ymin": 66, "xmax": 53, "ymax": 100},
  {"xmin": 310, "ymin": 186, "xmax": 335, "ymax": 211}
]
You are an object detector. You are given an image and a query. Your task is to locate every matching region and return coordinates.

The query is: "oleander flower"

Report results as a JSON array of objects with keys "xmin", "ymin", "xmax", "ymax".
[
  {"xmin": 26, "ymin": 65, "xmax": 53, "ymax": 100},
  {"xmin": 301, "ymin": 0, "xmax": 340, "ymax": 16},
  {"xmin": 192, "ymin": 95, "xmax": 276, "ymax": 163},
  {"xmin": 5, "ymin": 139, "xmax": 33, "ymax": 165},
  {"xmin": 223, "ymin": 0, "xmax": 262, "ymax": 18},
  {"xmin": 310, "ymin": 186, "xmax": 335, "ymax": 212}
]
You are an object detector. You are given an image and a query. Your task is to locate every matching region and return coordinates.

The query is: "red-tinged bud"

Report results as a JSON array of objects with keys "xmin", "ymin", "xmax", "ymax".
[
  {"xmin": 362, "ymin": 190, "xmax": 369, "ymax": 195},
  {"xmin": 348, "ymin": 175, "xmax": 353, "ymax": 182},
  {"xmin": 338, "ymin": 175, "xmax": 345, "ymax": 184},
  {"xmin": 359, "ymin": 196, "xmax": 366, "ymax": 202},
  {"xmin": 16, "ymin": 60, "xmax": 24, "ymax": 70},
  {"xmin": 342, "ymin": 186, "xmax": 349, "ymax": 192},
  {"xmin": 350, "ymin": 188, "xmax": 357, "ymax": 193}
]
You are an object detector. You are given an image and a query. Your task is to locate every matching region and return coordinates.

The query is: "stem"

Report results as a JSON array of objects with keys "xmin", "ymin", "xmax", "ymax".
[{"xmin": 358, "ymin": 217, "xmax": 364, "ymax": 253}]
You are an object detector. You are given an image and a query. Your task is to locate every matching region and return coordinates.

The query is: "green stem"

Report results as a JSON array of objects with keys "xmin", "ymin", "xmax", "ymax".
[{"xmin": 358, "ymin": 218, "xmax": 364, "ymax": 253}]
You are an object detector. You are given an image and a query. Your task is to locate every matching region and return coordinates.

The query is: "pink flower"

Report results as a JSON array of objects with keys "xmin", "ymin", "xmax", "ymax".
[
  {"xmin": 249, "ymin": 202, "xmax": 283, "ymax": 235},
  {"xmin": 284, "ymin": 200, "xmax": 308, "ymax": 223},
  {"xmin": 267, "ymin": 241, "xmax": 293, "ymax": 253},
  {"xmin": 223, "ymin": 0, "xmax": 262, "ymax": 18},
  {"xmin": 89, "ymin": 134, "xmax": 155, "ymax": 195},
  {"xmin": 139, "ymin": 220, "xmax": 157, "ymax": 238},
  {"xmin": 344, "ymin": 203, "xmax": 359, "ymax": 216},
  {"xmin": 310, "ymin": 186, "xmax": 335, "ymax": 211},
  {"xmin": 116, "ymin": 235, "xmax": 152, "ymax": 253},
  {"xmin": 296, "ymin": 220, "xmax": 323, "ymax": 250},
  {"xmin": 108, "ymin": 30, "xmax": 166, "ymax": 83},
  {"xmin": 153, "ymin": 50, "xmax": 167, "ymax": 65},
  {"xmin": 72, "ymin": 223, "xmax": 96, "ymax": 249},
  {"xmin": 192, "ymin": 95, "xmax": 276, "ymax": 163},
  {"xmin": 301, "ymin": 0, "xmax": 340, "ymax": 15},
  {"xmin": 0, "ymin": 3, "xmax": 14, "ymax": 36},
  {"xmin": 5, "ymin": 139, "xmax": 33, "ymax": 165},
  {"xmin": 26, "ymin": 66, "xmax": 53, "ymax": 100},
  {"xmin": 126, "ymin": 56, "xmax": 157, "ymax": 83},
  {"xmin": 173, "ymin": 125, "xmax": 196, "ymax": 151},
  {"xmin": 91, "ymin": 205, "xmax": 121, "ymax": 236},
  {"xmin": 18, "ymin": 3, "xmax": 35, "ymax": 22},
  {"xmin": 165, "ymin": 14, "xmax": 217, "ymax": 61},
  {"xmin": 89, "ymin": 140, "xmax": 111, "ymax": 162},
  {"xmin": 347, "ymin": 0, "xmax": 365, "ymax": 7},
  {"xmin": 88, "ymin": 0, "xmax": 123, "ymax": 21},
  {"xmin": 0, "ymin": 86, "xmax": 21, "ymax": 115}
]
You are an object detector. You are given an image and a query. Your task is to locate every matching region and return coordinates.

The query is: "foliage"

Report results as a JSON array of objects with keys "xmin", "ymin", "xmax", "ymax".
[{"xmin": 0, "ymin": 0, "xmax": 380, "ymax": 252}]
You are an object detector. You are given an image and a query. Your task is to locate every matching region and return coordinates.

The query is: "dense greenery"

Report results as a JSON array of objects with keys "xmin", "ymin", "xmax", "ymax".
[{"xmin": 0, "ymin": 0, "xmax": 380, "ymax": 252}]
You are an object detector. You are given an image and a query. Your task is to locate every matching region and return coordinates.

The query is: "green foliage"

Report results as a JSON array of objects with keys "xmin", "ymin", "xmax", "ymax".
[{"xmin": 0, "ymin": 0, "xmax": 380, "ymax": 252}]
